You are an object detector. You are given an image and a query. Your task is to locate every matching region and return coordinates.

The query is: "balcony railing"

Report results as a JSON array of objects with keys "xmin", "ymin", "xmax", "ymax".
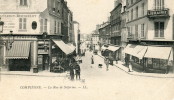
[{"xmin": 147, "ymin": 9, "xmax": 169, "ymax": 18}]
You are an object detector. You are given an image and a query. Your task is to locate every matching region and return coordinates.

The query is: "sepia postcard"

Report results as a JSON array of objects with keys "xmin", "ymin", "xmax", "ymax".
[{"xmin": 0, "ymin": 0, "xmax": 174, "ymax": 100}]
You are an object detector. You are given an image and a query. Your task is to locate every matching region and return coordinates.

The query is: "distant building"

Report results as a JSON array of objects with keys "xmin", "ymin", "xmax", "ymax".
[
  {"xmin": 110, "ymin": 2, "xmax": 122, "ymax": 60},
  {"xmin": 98, "ymin": 22, "xmax": 111, "ymax": 47},
  {"xmin": 91, "ymin": 25, "xmax": 100, "ymax": 51}
]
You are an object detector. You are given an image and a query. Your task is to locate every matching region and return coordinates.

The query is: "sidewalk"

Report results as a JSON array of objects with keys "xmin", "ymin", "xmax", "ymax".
[
  {"xmin": 97, "ymin": 51, "xmax": 174, "ymax": 78},
  {"xmin": 0, "ymin": 70, "xmax": 69, "ymax": 77}
]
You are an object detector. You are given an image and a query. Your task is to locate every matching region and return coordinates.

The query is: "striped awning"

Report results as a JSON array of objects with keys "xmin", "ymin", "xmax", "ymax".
[
  {"xmin": 53, "ymin": 40, "xmax": 74, "ymax": 55},
  {"xmin": 123, "ymin": 44, "xmax": 147, "ymax": 59},
  {"xmin": 6, "ymin": 41, "xmax": 31, "ymax": 59},
  {"xmin": 144, "ymin": 46, "xmax": 172, "ymax": 60},
  {"xmin": 107, "ymin": 46, "xmax": 120, "ymax": 52}
]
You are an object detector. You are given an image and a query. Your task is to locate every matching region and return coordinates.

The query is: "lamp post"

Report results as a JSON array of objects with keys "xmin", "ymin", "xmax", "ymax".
[
  {"xmin": 6, "ymin": 31, "xmax": 14, "ymax": 50},
  {"xmin": 73, "ymin": 21, "xmax": 80, "ymax": 55},
  {"xmin": 42, "ymin": 32, "xmax": 48, "ymax": 52}
]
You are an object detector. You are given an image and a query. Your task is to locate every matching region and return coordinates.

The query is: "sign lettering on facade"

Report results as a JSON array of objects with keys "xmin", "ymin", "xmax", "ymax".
[
  {"xmin": 148, "ymin": 10, "xmax": 168, "ymax": 16},
  {"xmin": 0, "ymin": 14, "xmax": 38, "ymax": 33}
]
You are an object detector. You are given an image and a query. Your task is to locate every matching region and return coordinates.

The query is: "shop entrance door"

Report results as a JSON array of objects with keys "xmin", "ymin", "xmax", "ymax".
[{"xmin": 38, "ymin": 55, "xmax": 49, "ymax": 71}]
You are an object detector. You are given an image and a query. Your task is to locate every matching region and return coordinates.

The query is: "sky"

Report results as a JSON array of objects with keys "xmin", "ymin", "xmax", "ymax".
[{"xmin": 67, "ymin": 0, "xmax": 115, "ymax": 34}]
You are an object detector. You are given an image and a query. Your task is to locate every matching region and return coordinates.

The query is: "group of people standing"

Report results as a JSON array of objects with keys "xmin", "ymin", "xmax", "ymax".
[{"xmin": 69, "ymin": 60, "xmax": 81, "ymax": 81}]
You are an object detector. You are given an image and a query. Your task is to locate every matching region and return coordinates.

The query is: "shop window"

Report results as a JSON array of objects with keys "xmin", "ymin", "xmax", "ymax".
[
  {"xmin": 132, "ymin": 56, "xmax": 139, "ymax": 64},
  {"xmin": 32, "ymin": 21, "xmax": 37, "ymax": 30},
  {"xmin": 152, "ymin": 58, "xmax": 167, "ymax": 69},
  {"xmin": 147, "ymin": 58, "xmax": 153, "ymax": 68}
]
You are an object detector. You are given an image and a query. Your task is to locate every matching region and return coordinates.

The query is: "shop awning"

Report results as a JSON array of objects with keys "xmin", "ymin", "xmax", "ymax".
[
  {"xmin": 107, "ymin": 46, "xmax": 120, "ymax": 52},
  {"xmin": 53, "ymin": 40, "xmax": 74, "ymax": 55},
  {"xmin": 101, "ymin": 45, "xmax": 107, "ymax": 50},
  {"xmin": 6, "ymin": 41, "xmax": 31, "ymax": 59},
  {"xmin": 144, "ymin": 46, "xmax": 172, "ymax": 60},
  {"xmin": 124, "ymin": 44, "xmax": 147, "ymax": 59},
  {"xmin": 123, "ymin": 44, "xmax": 136, "ymax": 55},
  {"xmin": 67, "ymin": 43, "xmax": 76, "ymax": 51}
]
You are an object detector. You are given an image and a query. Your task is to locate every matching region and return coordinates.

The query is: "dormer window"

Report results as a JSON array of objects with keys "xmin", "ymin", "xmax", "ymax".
[{"xmin": 20, "ymin": 0, "xmax": 27, "ymax": 6}]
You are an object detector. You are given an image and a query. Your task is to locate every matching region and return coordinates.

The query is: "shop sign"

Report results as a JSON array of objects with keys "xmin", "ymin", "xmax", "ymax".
[
  {"xmin": 38, "ymin": 49, "xmax": 49, "ymax": 54},
  {"xmin": 147, "ymin": 9, "xmax": 169, "ymax": 18},
  {"xmin": 0, "ymin": 14, "xmax": 38, "ymax": 32}
]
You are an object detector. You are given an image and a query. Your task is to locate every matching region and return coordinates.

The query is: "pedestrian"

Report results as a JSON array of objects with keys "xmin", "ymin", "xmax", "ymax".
[
  {"xmin": 91, "ymin": 55, "xmax": 94, "ymax": 68},
  {"xmin": 105, "ymin": 57, "xmax": 109, "ymax": 71},
  {"xmin": 128, "ymin": 59, "xmax": 133, "ymax": 72},
  {"xmin": 75, "ymin": 62, "xmax": 81, "ymax": 80},
  {"xmin": 69, "ymin": 62, "xmax": 74, "ymax": 81}
]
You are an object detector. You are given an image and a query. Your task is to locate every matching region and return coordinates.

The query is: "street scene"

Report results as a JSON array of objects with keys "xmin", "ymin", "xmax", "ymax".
[{"xmin": 0, "ymin": 0, "xmax": 174, "ymax": 100}]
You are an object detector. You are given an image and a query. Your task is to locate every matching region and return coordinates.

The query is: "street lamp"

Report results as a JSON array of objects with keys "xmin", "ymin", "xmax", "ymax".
[
  {"xmin": 7, "ymin": 31, "xmax": 14, "ymax": 50},
  {"xmin": 42, "ymin": 32, "xmax": 48, "ymax": 52}
]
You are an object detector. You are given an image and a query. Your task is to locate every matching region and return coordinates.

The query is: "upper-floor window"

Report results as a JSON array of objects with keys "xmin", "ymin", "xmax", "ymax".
[
  {"xmin": 127, "ymin": 11, "xmax": 129, "ymax": 21},
  {"xmin": 141, "ymin": 24, "xmax": 145, "ymax": 38},
  {"xmin": 135, "ymin": 25, "xmax": 138, "ymax": 38},
  {"xmin": 54, "ymin": 21, "xmax": 57, "ymax": 34},
  {"xmin": 131, "ymin": 0, "xmax": 133, "ymax": 4},
  {"xmin": 154, "ymin": 0, "xmax": 164, "ymax": 10},
  {"xmin": 19, "ymin": 18, "xmax": 27, "ymax": 30},
  {"xmin": 20, "ymin": 0, "xmax": 28, "ymax": 6},
  {"xmin": 142, "ymin": 3, "xmax": 145, "ymax": 16},
  {"xmin": 136, "ymin": 6, "xmax": 138, "ymax": 19},
  {"xmin": 131, "ymin": 9, "xmax": 133, "ymax": 20},
  {"xmin": 40, "ymin": 19, "xmax": 47, "ymax": 33},
  {"xmin": 57, "ymin": 22, "xmax": 60, "ymax": 34},
  {"xmin": 154, "ymin": 22, "xmax": 164, "ymax": 38}
]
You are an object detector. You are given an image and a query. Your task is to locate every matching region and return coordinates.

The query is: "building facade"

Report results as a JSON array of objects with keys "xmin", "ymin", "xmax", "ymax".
[
  {"xmin": 125, "ymin": 0, "xmax": 174, "ymax": 73},
  {"xmin": 110, "ymin": 2, "xmax": 122, "ymax": 60},
  {"xmin": 98, "ymin": 22, "xmax": 111, "ymax": 47},
  {"xmin": 91, "ymin": 30, "xmax": 100, "ymax": 51},
  {"xmin": 120, "ymin": 0, "xmax": 128, "ymax": 62},
  {"xmin": 0, "ymin": 0, "xmax": 75, "ymax": 72}
]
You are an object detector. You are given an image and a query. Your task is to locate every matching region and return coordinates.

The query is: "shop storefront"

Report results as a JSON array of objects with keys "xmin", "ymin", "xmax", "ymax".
[
  {"xmin": 51, "ymin": 39, "xmax": 76, "ymax": 72},
  {"xmin": 124, "ymin": 44, "xmax": 173, "ymax": 73},
  {"xmin": 107, "ymin": 45, "xmax": 120, "ymax": 60},
  {"xmin": 144, "ymin": 46, "xmax": 173, "ymax": 73},
  {"xmin": 6, "ymin": 41, "xmax": 31, "ymax": 71}
]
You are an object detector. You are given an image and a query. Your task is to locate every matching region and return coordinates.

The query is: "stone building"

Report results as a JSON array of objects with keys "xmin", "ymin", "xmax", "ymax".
[
  {"xmin": 110, "ymin": 2, "xmax": 122, "ymax": 60},
  {"xmin": 124, "ymin": 0, "xmax": 174, "ymax": 73},
  {"xmin": 0, "ymin": 0, "xmax": 75, "ymax": 72}
]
